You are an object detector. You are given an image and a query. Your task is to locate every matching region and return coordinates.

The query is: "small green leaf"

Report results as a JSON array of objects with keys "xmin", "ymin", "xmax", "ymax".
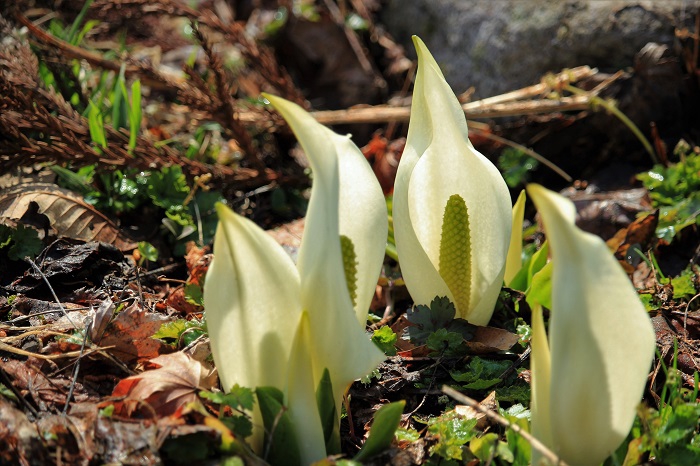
[
  {"xmin": 372, "ymin": 326, "xmax": 397, "ymax": 355},
  {"xmin": 137, "ymin": 241, "xmax": 158, "ymax": 264},
  {"xmin": 152, "ymin": 319, "xmax": 206, "ymax": 347},
  {"xmin": 426, "ymin": 329, "xmax": 464, "ymax": 356},
  {"xmin": 87, "ymin": 101, "xmax": 107, "ymax": 150},
  {"xmin": 526, "ymin": 261, "xmax": 553, "ymax": 309},
  {"xmin": 395, "ymin": 427, "xmax": 420, "ymax": 442},
  {"xmin": 671, "ymin": 270, "xmax": 697, "ymax": 300},
  {"xmin": 1, "ymin": 224, "xmax": 43, "ymax": 261},
  {"xmin": 184, "ymin": 283, "xmax": 204, "ymax": 307},
  {"xmin": 640, "ymin": 293, "xmax": 659, "ymax": 311},
  {"xmin": 469, "ymin": 432, "xmax": 499, "ymax": 462},
  {"xmin": 128, "ymin": 80, "xmax": 142, "ymax": 152},
  {"xmin": 354, "ymin": 400, "xmax": 405, "ymax": 462},
  {"xmin": 221, "ymin": 415, "xmax": 253, "ymax": 438},
  {"xmin": 200, "ymin": 384, "xmax": 254, "ymax": 411},
  {"xmin": 0, "ymin": 225, "xmax": 41, "ymax": 260},
  {"xmin": 427, "ymin": 412, "xmax": 478, "ymax": 461},
  {"xmin": 404, "ymin": 296, "xmax": 475, "ymax": 344},
  {"xmin": 509, "ymin": 241, "xmax": 549, "ymax": 292}
]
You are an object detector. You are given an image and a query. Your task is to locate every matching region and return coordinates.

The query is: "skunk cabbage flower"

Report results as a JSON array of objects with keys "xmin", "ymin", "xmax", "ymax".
[
  {"xmin": 527, "ymin": 184, "xmax": 655, "ymax": 466},
  {"xmin": 393, "ymin": 36, "xmax": 512, "ymax": 325},
  {"xmin": 204, "ymin": 95, "xmax": 387, "ymax": 463}
]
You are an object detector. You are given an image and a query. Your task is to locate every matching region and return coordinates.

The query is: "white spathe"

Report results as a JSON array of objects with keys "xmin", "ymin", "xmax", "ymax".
[
  {"xmin": 393, "ymin": 36, "xmax": 512, "ymax": 325},
  {"xmin": 527, "ymin": 183, "xmax": 656, "ymax": 466},
  {"xmin": 204, "ymin": 95, "xmax": 387, "ymax": 463}
]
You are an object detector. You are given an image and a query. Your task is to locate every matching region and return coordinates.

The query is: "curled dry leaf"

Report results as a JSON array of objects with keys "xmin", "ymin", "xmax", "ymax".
[
  {"xmin": 110, "ymin": 352, "xmax": 217, "ymax": 417},
  {"xmin": 0, "ymin": 183, "xmax": 136, "ymax": 251}
]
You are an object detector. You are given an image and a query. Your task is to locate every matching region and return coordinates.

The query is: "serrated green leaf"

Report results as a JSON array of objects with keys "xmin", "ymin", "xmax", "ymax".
[
  {"xmin": 1, "ymin": 224, "xmax": 43, "ymax": 261},
  {"xmin": 671, "ymin": 270, "xmax": 697, "ymax": 300},
  {"xmin": 404, "ymin": 296, "xmax": 475, "ymax": 344},
  {"xmin": 427, "ymin": 413, "xmax": 478, "ymax": 461},
  {"xmin": 354, "ymin": 400, "xmax": 405, "ymax": 462},
  {"xmin": 151, "ymin": 319, "xmax": 206, "ymax": 345},
  {"xmin": 221, "ymin": 415, "xmax": 253, "ymax": 438},
  {"xmin": 426, "ymin": 329, "xmax": 464, "ymax": 355}
]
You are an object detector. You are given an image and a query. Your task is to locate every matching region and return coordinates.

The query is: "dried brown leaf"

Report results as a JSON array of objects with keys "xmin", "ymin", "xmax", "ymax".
[
  {"xmin": 111, "ymin": 352, "xmax": 217, "ymax": 416},
  {"xmin": 99, "ymin": 303, "xmax": 172, "ymax": 363},
  {"xmin": 0, "ymin": 183, "xmax": 136, "ymax": 251}
]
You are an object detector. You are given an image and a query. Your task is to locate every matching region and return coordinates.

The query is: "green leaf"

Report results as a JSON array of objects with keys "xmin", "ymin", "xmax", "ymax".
[
  {"xmin": 395, "ymin": 427, "xmax": 420, "ymax": 442},
  {"xmin": 469, "ymin": 433, "xmax": 499, "ymax": 462},
  {"xmin": 316, "ymin": 368, "xmax": 339, "ymax": 453},
  {"xmin": 504, "ymin": 415, "xmax": 531, "ymax": 466},
  {"xmin": 427, "ymin": 412, "xmax": 478, "ymax": 461},
  {"xmin": 404, "ymin": 296, "xmax": 475, "ymax": 344},
  {"xmin": 525, "ymin": 261, "xmax": 552, "ymax": 309},
  {"xmin": 111, "ymin": 65, "xmax": 129, "ymax": 130},
  {"xmin": 128, "ymin": 80, "xmax": 142, "ymax": 152},
  {"xmin": 200, "ymin": 385, "xmax": 254, "ymax": 412},
  {"xmin": 354, "ymin": 400, "xmax": 405, "ymax": 462},
  {"xmin": 671, "ymin": 269, "xmax": 697, "ymax": 300},
  {"xmin": 372, "ymin": 326, "xmax": 398, "ymax": 355},
  {"xmin": 87, "ymin": 101, "xmax": 107, "ymax": 150},
  {"xmin": 152, "ymin": 319, "xmax": 206, "ymax": 347},
  {"xmin": 221, "ymin": 415, "xmax": 253, "ymax": 438},
  {"xmin": 509, "ymin": 241, "xmax": 549, "ymax": 292},
  {"xmin": 147, "ymin": 165, "xmax": 190, "ymax": 210},
  {"xmin": 137, "ymin": 241, "xmax": 158, "ymax": 264},
  {"xmin": 498, "ymin": 147, "xmax": 540, "ymax": 188},
  {"xmin": 640, "ymin": 293, "xmax": 659, "ymax": 311},
  {"xmin": 0, "ymin": 224, "xmax": 43, "ymax": 261},
  {"xmin": 184, "ymin": 283, "xmax": 204, "ymax": 307},
  {"xmin": 255, "ymin": 387, "xmax": 301, "ymax": 466},
  {"xmin": 426, "ymin": 329, "xmax": 464, "ymax": 356}
]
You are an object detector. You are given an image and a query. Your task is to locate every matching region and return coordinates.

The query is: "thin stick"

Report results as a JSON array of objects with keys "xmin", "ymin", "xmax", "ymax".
[
  {"xmin": 63, "ymin": 323, "xmax": 89, "ymax": 415},
  {"xmin": 441, "ymin": 385, "xmax": 567, "ymax": 466},
  {"xmin": 25, "ymin": 258, "xmax": 79, "ymax": 330}
]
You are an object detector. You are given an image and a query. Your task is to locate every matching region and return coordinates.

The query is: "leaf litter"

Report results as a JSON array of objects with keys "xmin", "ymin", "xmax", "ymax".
[{"xmin": 0, "ymin": 1, "xmax": 700, "ymax": 465}]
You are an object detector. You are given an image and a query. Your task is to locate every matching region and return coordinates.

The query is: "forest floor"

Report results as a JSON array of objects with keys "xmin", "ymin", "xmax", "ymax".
[{"xmin": 2, "ymin": 1, "xmax": 700, "ymax": 465}]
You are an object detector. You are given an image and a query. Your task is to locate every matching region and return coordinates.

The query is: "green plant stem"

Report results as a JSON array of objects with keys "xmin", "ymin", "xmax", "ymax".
[{"xmin": 564, "ymin": 84, "xmax": 658, "ymax": 164}]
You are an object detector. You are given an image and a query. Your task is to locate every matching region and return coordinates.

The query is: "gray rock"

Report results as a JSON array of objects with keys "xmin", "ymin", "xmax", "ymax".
[{"xmin": 381, "ymin": 0, "xmax": 699, "ymax": 97}]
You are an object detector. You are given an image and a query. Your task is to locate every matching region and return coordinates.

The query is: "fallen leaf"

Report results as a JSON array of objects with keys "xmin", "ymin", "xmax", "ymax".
[
  {"xmin": 2, "ymin": 359, "xmax": 89, "ymax": 408},
  {"xmin": 454, "ymin": 391, "xmax": 497, "ymax": 430},
  {"xmin": 111, "ymin": 352, "xmax": 217, "ymax": 417},
  {"xmin": 0, "ymin": 183, "xmax": 136, "ymax": 251},
  {"xmin": 99, "ymin": 302, "xmax": 172, "ymax": 363},
  {"xmin": 10, "ymin": 239, "xmax": 130, "ymax": 295},
  {"xmin": 607, "ymin": 210, "xmax": 659, "ymax": 273},
  {"xmin": 0, "ymin": 398, "xmax": 49, "ymax": 465},
  {"xmin": 464, "ymin": 326, "xmax": 520, "ymax": 354}
]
